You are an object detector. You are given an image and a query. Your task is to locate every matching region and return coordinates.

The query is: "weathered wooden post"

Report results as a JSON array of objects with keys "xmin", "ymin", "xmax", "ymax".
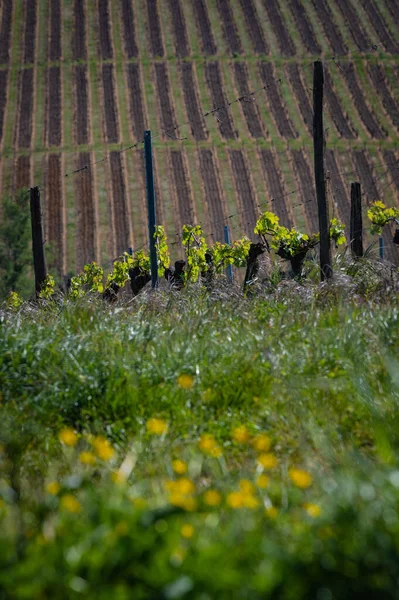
[
  {"xmin": 350, "ymin": 182, "xmax": 363, "ymax": 257},
  {"xmin": 313, "ymin": 60, "xmax": 332, "ymax": 280},
  {"xmin": 379, "ymin": 236, "xmax": 384, "ymax": 260},
  {"xmin": 30, "ymin": 186, "xmax": 47, "ymax": 296},
  {"xmin": 144, "ymin": 130, "xmax": 158, "ymax": 289},
  {"xmin": 243, "ymin": 242, "xmax": 266, "ymax": 294}
]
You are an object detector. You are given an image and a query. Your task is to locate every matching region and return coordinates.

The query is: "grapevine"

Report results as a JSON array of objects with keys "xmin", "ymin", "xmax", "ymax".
[
  {"xmin": 106, "ymin": 253, "xmax": 134, "ymax": 290},
  {"xmin": 39, "ymin": 274, "xmax": 56, "ymax": 299},
  {"xmin": 367, "ymin": 201, "xmax": 399, "ymax": 235},
  {"xmin": 154, "ymin": 226, "xmax": 171, "ymax": 275},
  {"xmin": 329, "ymin": 218, "xmax": 346, "ymax": 247},
  {"xmin": 209, "ymin": 237, "xmax": 251, "ymax": 272},
  {"xmin": 69, "ymin": 262, "xmax": 104, "ymax": 300},
  {"xmin": 182, "ymin": 225, "xmax": 208, "ymax": 282},
  {"xmin": 6, "ymin": 290, "xmax": 23, "ymax": 310}
]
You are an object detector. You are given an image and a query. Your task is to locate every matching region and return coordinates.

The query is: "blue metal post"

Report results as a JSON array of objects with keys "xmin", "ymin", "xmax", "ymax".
[
  {"xmin": 128, "ymin": 247, "xmax": 133, "ymax": 256},
  {"xmin": 144, "ymin": 131, "xmax": 158, "ymax": 289},
  {"xmin": 224, "ymin": 225, "xmax": 233, "ymax": 283},
  {"xmin": 379, "ymin": 236, "xmax": 384, "ymax": 260}
]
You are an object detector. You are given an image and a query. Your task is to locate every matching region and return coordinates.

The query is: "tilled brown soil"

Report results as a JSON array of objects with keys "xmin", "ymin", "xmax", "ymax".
[
  {"xmin": 361, "ymin": 0, "xmax": 397, "ymax": 53},
  {"xmin": 199, "ymin": 148, "xmax": 225, "ymax": 241},
  {"xmin": 101, "ymin": 64, "xmax": 119, "ymax": 143},
  {"xmin": 367, "ymin": 64, "xmax": 399, "ymax": 130},
  {"xmin": 233, "ymin": 62, "xmax": 265, "ymax": 138},
  {"xmin": 205, "ymin": 62, "xmax": 237, "ymax": 139},
  {"xmin": 259, "ymin": 63, "xmax": 297, "ymax": 139},
  {"xmin": 154, "ymin": 63, "xmax": 176, "ymax": 137},
  {"xmin": 335, "ymin": 0, "xmax": 370, "ymax": 50},
  {"xmin": 288, "ymin": 0, "xmax": 321, "ymax": 55},
  {"xmin": 98, "ymin": 0, "xmax": 113, "ymax": 60},
  {"xmin": 46, "ymin": 154, "xmax": 65, "ymax": 274},
  {"xmin": 14, "ymin": 155, "xmax": 30, "ymax": 190},
  {"xmin": 74, "ymin": 152, "xmax": 98, "ymax": 270},
  {"xmin": 48, "ymin": 0, "xmax": 61, "ymax": 61},
  {"xmin": 324, "ymin": 69, "xmax": 357, "ymax": 139},
  {"xmin": 23, "ymin": 0, "xmax": 37, "ymax": 63},
  {"xmin": 291, "ymin": 148, "xmax": 318, "ymax": 232},
  {"xmin": 192, "ymin": 0, "xmax": 217, "ymax": 56},
  {"xmin": 181, "ymin": 62, "xmax": 208, "ymax": 141},
  {"xmin": 71, "ymin": 0, "xmax": 86, "ymax": 60},
  {"xmin": 216, "ymin": 0, "xmax": 242, "ymax": 56},
  {"xmin": 169, "ymin": 149, "xmax": 195, "ymax": 225},
  {"xmin": 121, "ymin": 0, "xmax": 138, "ymax": 58},
  {"xmin": 325, "ymin": 149, "xmax": 351, "ymax": 230},
  {"xmin": 110, "ymin": 151, "xmax": 130, "ymax": 256},
  {"xmin": 146, "ymin": 0, "xmax": 164, "ymax": 57},
  {"xmin": 0, "ymin": 0, "xmax": 13, "ymax": 65},
  {"xmin": 45, "ymin": 67, "xmax": 62, "ymax": 147},
  {"xmin": 229, "ymin": 149, "xmax": 257, "ymax": 238},
  {"xmin": 238, "ymin": 0, "xmax": 268, "ymax": 55},
  {"xmin": 16, "ymin": 68, "xmax": 34, "ymax": 149},
  {"xmin": 72, "ymin": 65, "xmax": 90, "ymax": 145},
  {"xmin": 311, "ymin": 0, "xmax": 346, "ymax": 55},
  {"xmin": 286, "ymin": 63, "xmax": 312, "ymax": 135},
  {"xmin": 258, "ymin": 148, "xmax": 292, "ymax": 228},
  {"xmin": 263, "ymin": 0, "xmax": 295, "ymax": 57},
  {"xmin": 167, "ymin": 0, "xmax": 189, "ymax": 58},
  {"xmin": 0, "ymin": 69, "xmax": 8, "ymax": 145},
  {"xmin": 126, "ymin": 63, "xmax": 147, "ymax": 141}
]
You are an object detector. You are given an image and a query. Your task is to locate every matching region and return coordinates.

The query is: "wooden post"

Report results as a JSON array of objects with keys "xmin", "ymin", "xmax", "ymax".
[
  {"xmin": 350, "ymin": 182, "xmax": 363, "ymax": 257},
  {"xmin": 313, "ymin": 60, "xmax": 332, "ymax": 280},
  {"xmin": 379, "ymin": 236, "xmax": 384, "ymax": 260},
  {"xmin": 144, "ymin": 130, "xmax": 158, "ymax": 289},
  {"xmin": 30, "ymin": 186, "xmax": 47, "ymax": 296},
  {"xmin": 224, "ymin": 225, "xmax": 233, "ymax": 283}
]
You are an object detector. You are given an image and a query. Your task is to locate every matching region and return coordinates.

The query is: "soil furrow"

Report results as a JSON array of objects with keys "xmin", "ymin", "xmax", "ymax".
[
  {"xmin": 72, "ymin": 65, "xmax": 89, "ymax": 145},
  {"xmin": 46, "ymin": 154, "xmax": 65, "ymax": 274},
  {"xmin": 263, "ymin": 0, "xmax": 295, "ymax": 56},
  {"xmin": 325, "ymin": 149, "xmax": 351, "ymax": 230},
  {"xmin": 367, "ymin": 64, "xmax": 399, "ymax": 129},
  {"xmin": 17, "ymin": 68, "xmax": 34, "ymax": 149},
  {"xmin": 258, "ymin": 149, "xmax": 292, "ymax": 228},
  {"xmin": 291, "ymin": 149, "xmax": 318, "ymax": 232},
  {"xmin": 205, "ymin": 62, "xmax": 237, "ymax": 139},
  {"xmin": 286, "ymin": 63, "xmax": 312, "ymax": 135},
  {"xmin": 288, "ymin": 0, "xmax": 321, "ymax": 55},
  {"xmin": 0, "ymin": 69, "xmax": 8, "ymax": 145},
  {"xmin": 229, "ymin": 149, "xmax": 257, "ymax": 238},
  {"xmin": 342, "ymin": 63, "xmax": 386, "ymax": 138},
  {"xmin": 192, "ymin": 0, "xmax": 217, "ymax": 55},
  {"xmin": 259, "ymin": 63, "xmax": 297, "ymax": 139},
  {"xmin": 121, "ymin": 0, "xmax": 138, "ymax": 58},
  {"xmin": 384, "ymin": 0, "xmax": 399, "ymax": 22},
  {"xmin": 199, "ymin": 148, "xmax": 225, "ymax": 241},
  {"xmin": 146, "ymin": 0, "xmax": 164, "ymax": 57},
  {"xmin": 335, "ymin": 0, "xmax": 370, "ymax": 50},
  {"xmin": 170, "ymin": 149, "xmax": 195, "ymax": 225},
  {"xmin": 382, "ymin": 150, "xmax": 399, "ymax": 199},
  {"xmin": 75, "ymin": 153, "xmax": 97, "ymax": 270},
  {"xmin": 361, "ymin": 0, "xmax": 397, "ymax": 53},
  {"xmin": 167, "ymin": 0, "xmax": 189, "ymax": 58},
  {"xmin": 15, "ymin": 155, "xmax": 30, "ymax": 190},
  {"xmin": 0, "ymin": 0, "xmax": 13, "ymax": 65},
  {"xmin": 23, "ymin": 0, "xmax": 37, "ymax": 63},
  {"xmin": 238, "ymin": 0, "xmax": 268, "ymax": 54},
  {"xmin": 110, "ymin": 151, "xmax": 130, "ymax": 256},
  {"xmin": 154, "ymin": 63, "xmax": 176, "ymax": 137},
  {"xmin": 233, "ymin": 62, "xmax": 264, "ymax": 138},
  {"xmin": 181, "ymin": 62, "xmax": 208, "ymax": 141},
  {"xmin": 72, "ymin": 0, "xmax": 86, "ymax": 60},
  {"xmin": 324, "ymin": 69, "xmax": 357, "ymax": 139},
  {"xmin": 48, "ymin": 0, "xmax": 61, "ymax": 61},
  {"xmin": 98, "ymin": 0, "xmax": 113, "ymax": 60},
  {"xmin": 101, "ymin": 64, "xmax": 119, "ymax": 143},
  {"xmin": 45, "ymin": 67, "xmax": 62, "ymax": 147},
  {"xmin": 126, "ymin": 63, "xmax": 147, "ymax": 141},
  {"xmin": 311, "ymin": 0, "xmax": 347, "ymax": 54},
  {"xmin": 216, "ymin": 0, "xmax": 242, "ymax": 55}
]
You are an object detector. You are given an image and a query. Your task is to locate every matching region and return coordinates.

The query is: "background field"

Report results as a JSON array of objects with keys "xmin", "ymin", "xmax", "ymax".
[{"xmin": 0, "ymin": 0, "xmax": 399, "ymax": 275}]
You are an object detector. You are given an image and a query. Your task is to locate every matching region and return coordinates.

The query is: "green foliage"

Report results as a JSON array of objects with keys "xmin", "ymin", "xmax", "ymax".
[
  {"xmin": 6, "ymin": 291, "xmax": 23, "ymax": 311},
  {"xmin": 209, "ymin": 237, "xmax": 251, "ymax": 272},
  {"xmin": 273, "ymin": 226, "xmax": 319, "ymax": 258},
  {"xmin": 329, "ymin": 218, "xmax": 346, "ymax": 246},
  {"xmin": 38, "ymin": 274, "xmax": 56, "ymax": 300},
  {"xmin": 69, "ymin": 262, "xmax": 104, "ymax": 299},
  {"xmin": 154, "ymin": 226, "xmax": 171, "ymax": 274},
  {"xmin": 367, "ymin": 201, "xmax": 399, "ymax": 235},
  {"xmin": 0, "ymin": 190, "xmax": 32, "ymax": 299},
  {"xmin": 254, "ymin": 211, "xmax": 280, "ymax": 236},
  {"xmin": 106, "ymin": 253, "xmax": 133, "ymax": 289},
  {"xmin": 131, "ymin": 249, "xmax": 150, "ymax": 273},
  {"xmin": 182, "ymin": 225, "xmax": 208, "ymax": 282}
]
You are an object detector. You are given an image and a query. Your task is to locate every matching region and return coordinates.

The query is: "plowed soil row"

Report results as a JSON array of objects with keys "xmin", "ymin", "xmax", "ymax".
[
  {"xmin": 23, "ymin": 0, "xmax": 37, "ymax": 63},
  {"xmin": 0, "ymin": 69, "xmax": 8, "ymax": 145},
  {"xmin": 362, "ymin": 0, "xmax": 397, "ymax": 53},
  {"xmin": 216, "ymin": 0, "xmax": 242, "ymax": 55},
  {"xmin": 169, "ymin": 149, "xmax": 195, "ymax": 225},
  {"xmin": 342, "ymin": 63, "xmax": 386, "ymax": 138},
  {"xmin": 367, "ymin": 64, "xmax": 399, "ymax": 129},
  {"xmin": 325, "ymin": 149, "xmax": 351, "ymax": 228},
  {"xmin": 233, "ymin": 62, "xmax": 264, "ymax": 138},
  {"xmin": 229, "ymin": 149, "xmax": 257, "ymax": 238},
  {"xmin": 238, "ymin": 0, "xmax": 268, "ymax": 55},
  {"xmin": 126, "ymin": 63, "xmax": 146, "ymax": 141},
  {"xmin": 259, "ymin": 63, "xmax": 297, "ymax": 139},
  {"xmin": 324, "ymin": 69, "xmax": 357, "ymax": 139},
  {"xmin": 193, "ymin": 0, "xmax": 217, "ymax": 56},
  {"xmin": 48, "ymin": 0, "xmax": 61, "ymax": 61},
  {"xmin": 110, "ymin": 151, "xmax": 130, "ymax": 256},
  {"xmin": 73, "ymin": 65, "xmax": 89, "ymax": 145},
  {"xmin": 0, "ymin": 0, "xmax": 13, "ymax": 65},
  {"xmin": 16, "ymin": 68, "xmax": 34, "ymax": 149},
  {"xmin": 15, "ymin": 155, "xmax": 30, "ymax": 189},
  {"xmin": 199, "ymin": 149, "xmax": 225, "ymax": 240},
  {"xmin": 258, "ymin": 149, "xmax": 292, "ymax": 228},
  {"xmin": 146, "ymin": 0, "xmax": 164, "ymax": 57},
  {"xmin": 154, "ymin": 63, "xmax": 176, "ymax": 137},
  {"xmin": 384, "ymin": 0, "xmax": 399, "ymax": 23},
  {"xmin": 288, "ymin": 0, "xmax": 321, "ymax": 55},
  {"xmin": 311, "ymin": 0, "xmax": 346, "ymax": 54},
  {"xmin": 291, "ymin": 149, "xmax": 318, "ymax": 232},
  {"xmin": 121, "ymin": 0, "xmax": 138, "ymax": 58},
  {"xmin": 382, "ymin": 150, "xmax": 399, "ymax": 198},
  {"xmin": 46, "ymin": 67, "xmax": 61, "ymax": 147},
  {"xmin": 98, "ymin": 0, "xmax": 113, "ymax": 60},
  {"xmin": 167, "ymin": 0, "xmax": 189, "ymax": 58},
  {"xmin": 205, "ymin": 62, "xmax": 237, "ymax": 139},
  {"xmin": 263, "ymin": 0, "xmax": 295, "ymax": 56},
  {"xmin": 101, "ymin": 64, "xmax": 119, "ymax": 143},
  {"xmin": 287, "ymin": 63, "xmax": 312, "ymax": 135},
  {"xmin": 181, "ymin": 63, "xmax": 207, "ymax": 141},
  {"xmin": 335, "ymin": 0, "xmax": 370, "ymax": 50},
  {"xmin": 75, "ymin": 153, "xmax": 97, "ymax": 270},
  {"xmin": 46, "ymin": 154, "xmax": 65, "ymax": 274},
  {"xmin": 72, "ymin": 0, "xmax": 86, "ymax": 60}
]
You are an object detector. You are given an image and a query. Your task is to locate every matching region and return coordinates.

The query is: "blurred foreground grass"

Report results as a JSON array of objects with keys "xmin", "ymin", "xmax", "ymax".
[{"xmin": 1, "ymin": 284, "xmax": 399, "ymax": 598}]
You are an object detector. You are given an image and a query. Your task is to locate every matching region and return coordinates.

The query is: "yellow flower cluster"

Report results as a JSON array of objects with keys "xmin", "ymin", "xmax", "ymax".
[
  {"xmin": 59, "ymin": 428, "xmax": 77, "ymax": 447},
  {"xmin": 177, "ymin": 374, "xmax": 194, "ymax": 390},
  {"xmin": 198, "ymin": 434, "xmax": 222, "ymax": 457},
  {"xmin": 226, "ymin": 480, "xmax": 260, "ymax": 509},
  {"xmin": 60, "ymin": 494, "xmax": 81, "ymax": 513},
  {"xmin": 289, "ymin": 468, "xmax": 313, "ymax": 489},
  {"xmin": 146, "ymin": 418, "xmax": 168, "ymax": 435},
  {"xmin": 46, "ymin": 481, "xmax": 60, "ymax": 495},
  {"xmin": 257, "ymin": 453, "xmax": 278, "ymax": 470},
  {"xmin": 231, "ymin": 426, "xmax": 272, "ymax": 453},
  {"xmin": 202, "ymin": 489, "xmax": 222, "ymax": 507},
  {"xmin": 166, "ymin": 478, "xmax": 197, "ymax": 511},
  {"xmin": 172, "ymin": 459, "xmax": 187, "ymax": 475},
  {"xmin": 180, "ymin": 524, "xmax": 195, "ymax": 538},
  {"xmin": 92, "ymin": 436, "xmax": 115, "ymax": 461}
]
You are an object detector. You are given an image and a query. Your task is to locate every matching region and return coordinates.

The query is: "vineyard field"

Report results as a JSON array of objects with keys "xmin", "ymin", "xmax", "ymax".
[{"xmin": 0, "ymin": 0, "xmax": 399, "ymax": 274}]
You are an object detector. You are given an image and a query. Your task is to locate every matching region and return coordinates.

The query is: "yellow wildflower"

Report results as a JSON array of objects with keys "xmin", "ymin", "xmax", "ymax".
[
  {"xmin": 232, "ymin": 425, "xmax": 250, "ymax": 444},
  {"xmin": 226, "ymin": 491, "xmax": 244, "ymax": 509},
  {"xmin": 132, "ymin": 497, "xmax": 147, "ymax": 509},
  {"xmin": 304, "ymin": 503, "xmax": 321, "ymax": 517},
  {"xmin": 239, "ymin": 479, "xmax": 255, "ymax": 494},
  {"xmin": 180, "ymin": 524, "xmax": 195, "ymax": 538},
  {"xmin": 111, "ymin": 471, "xmax": 127, "ymax": 484},
  {"xmin": 172, "ymin": 459, "xmax": 187, "ymax": 475},
  {"xmin": 169, "ymin": 493, "xmax": 197, "ymax": 511},
  {"xmin": 177, "ymin": 374, "xmax": 194, "ymax": 390},
  {"xmin": 166, "ymin": 478, "xmax": 195, "ymax": 495},
  {"xmin": 252, "ymin": 434, "xmax": 271, "ymax": 452},
  {"xmin": 59, "ymin": 428, "xmax": 77, "ymax": 447},
  {"xmin": 203, "ymin": 489, "xmax": 222, "ymax": 506},
  {"xmin": 242, "ymin": 494, "xmax": 260, "ymax": 509},
  {"xmin": 146, "ymin": 418, "xmax": 168, "ymax": 435},
  {"xmin": 60, "ymin": 494, "xmax": 81, "ymax": 514},
  {"xmin": 46, "ymin": 481, "xmax": 60, "ymax": 495},
  {"xmin": 92, "ymin": 436, "xmax": 115, "ymax": 461},
  {"xmin": 289, "ymin": 468, "xmax": 313, "ymax": 489},
  {"xmin": 198, "ymin": 434, "xmax": 222, "ymax": 457},
  {"xmin": 258, "ymin": 453, "xmax": 278, "ymax": 469},
  {"xmin": 265, "ymin": 506, "xmax": 278, "ymax": 519},
  {"xmin": 256, "ymin": 474, "xmax": 270, "ymax": 489},
  {"xmin": 79, "ymin": 451, "xmax": 96, "ymax": 465}
]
